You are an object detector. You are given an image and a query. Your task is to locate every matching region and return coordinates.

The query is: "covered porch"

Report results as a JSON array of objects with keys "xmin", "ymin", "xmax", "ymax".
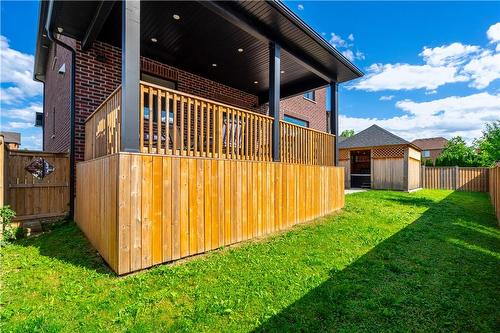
[{"xmin": 43, "ymin": 0, "xmax": 361, "ymax": 274}]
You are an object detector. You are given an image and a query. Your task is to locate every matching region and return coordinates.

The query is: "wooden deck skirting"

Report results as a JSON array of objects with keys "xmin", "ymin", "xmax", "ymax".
[{"xmin": 75, "ymin": 153, "xmax": 344, "ymax": 274}]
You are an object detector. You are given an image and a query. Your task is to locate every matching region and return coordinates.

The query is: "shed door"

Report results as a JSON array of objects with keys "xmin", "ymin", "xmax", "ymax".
[{"xmin": 350, "ymin": 149, "xmax": 371, "ymax": 188}]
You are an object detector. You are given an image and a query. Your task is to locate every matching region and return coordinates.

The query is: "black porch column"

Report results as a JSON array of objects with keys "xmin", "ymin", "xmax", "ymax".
[
  {"xmin": 330, "ymin": 82, "xmax": 339, "ymax": 165},
  {"xmin": 269, "ymin": 42, "xmax": 281, "ymax": 161},
  {"xmin": 121, "ymin": 0, "xmax": 140, "ymax": 152}
]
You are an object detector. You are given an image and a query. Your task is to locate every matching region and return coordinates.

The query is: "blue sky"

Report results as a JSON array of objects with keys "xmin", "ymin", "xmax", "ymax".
[{"xmin": 1, "ymin": 1, "xmax": 499, "ymax": 149}]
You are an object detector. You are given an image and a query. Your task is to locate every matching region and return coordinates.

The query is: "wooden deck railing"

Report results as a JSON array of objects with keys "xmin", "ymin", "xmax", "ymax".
[
  {"xmin": 84, "ymin": 86, "xmax": 122, "ymax": 160},
  {"xmin": 280, "ymin": 121, "xmax": 335, "ymax": 166},
  {"xmin": 140, "ymin": 81, "xmax": 273, "ymax": 161},
  {"xmin": 84, "ymin": 83, "xmax": 335, "ymax": 166}
]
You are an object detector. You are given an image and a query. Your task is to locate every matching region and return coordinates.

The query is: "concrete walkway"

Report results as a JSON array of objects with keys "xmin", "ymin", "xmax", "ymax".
[{"xmin": 345, "ymin": 188, "xmax": 368, "ymax": 195}]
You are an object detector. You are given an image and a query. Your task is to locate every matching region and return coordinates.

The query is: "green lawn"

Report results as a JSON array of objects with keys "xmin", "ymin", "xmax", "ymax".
[{"xmin": 1, "ymin": 190, "xmax": 499, "ymax": 332}]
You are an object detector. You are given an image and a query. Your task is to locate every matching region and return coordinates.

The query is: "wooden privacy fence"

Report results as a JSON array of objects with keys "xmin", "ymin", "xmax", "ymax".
[
  {"xmin": 3, "ymin": 149, "xmax": 69, "ymax": 221},
  {"xmin": 489, "ymin": 164, "xmax": 500, "ymax": 224},
  {"xmin": 280, "ymin": 121, "xmax": 335, "ymax": 166},
  {"xmin": 84, "ymin": 82, "xmax": 335, "ymax": 166},
  {"xmin": 76, "ymin": 153, "xmax": 344, "ymax": 274},
  {"xmin": 421, "ymin": 166, "xmax": 489, "ymax": 192}
]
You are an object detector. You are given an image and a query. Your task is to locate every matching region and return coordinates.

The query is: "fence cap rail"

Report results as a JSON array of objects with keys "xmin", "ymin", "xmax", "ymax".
[{"xmin": 279, "ymin": 120, "xmax": 335, "ymax": 137}]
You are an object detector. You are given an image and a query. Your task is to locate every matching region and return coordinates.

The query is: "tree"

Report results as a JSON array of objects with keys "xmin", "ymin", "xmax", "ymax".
[
  {"xmin": 475, "ymin": 121, "xmax": 500, "ymax": 167},
  {"xmin": 423, "ymin": 159, "xmax": 434, "ymax": 167},
  {"xmin": 341, "ymin": 129, "xmax": 355, "ymax": 137},
  {"xmin": 434, "ymin": 136, "xmax": 480, "ymax": 167}
]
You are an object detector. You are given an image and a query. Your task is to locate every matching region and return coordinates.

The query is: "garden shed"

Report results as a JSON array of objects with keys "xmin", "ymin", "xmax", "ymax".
[{"xmin": 338, "ymin": 125, "xmax": 422, "ymax": 191}]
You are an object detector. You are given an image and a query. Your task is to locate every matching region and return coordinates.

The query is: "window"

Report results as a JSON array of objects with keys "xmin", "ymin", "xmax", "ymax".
[
  {"xmin": 422, "ymin": 150, "xmax": 430, "ymax": 157},
  {"xmin": 303, "ymin": 90, "xmax": 315, "ymax": 102},
  {"xmin": 141, "ymin": 73, "xmax": 176, "ymax": 124},
  {"xmin": 141, "ymin": 73, "xmax": 176, "ymax": 90},
  {"xmin": 284, "ymin": 115, "xmax": 309, "ymax": 128}
]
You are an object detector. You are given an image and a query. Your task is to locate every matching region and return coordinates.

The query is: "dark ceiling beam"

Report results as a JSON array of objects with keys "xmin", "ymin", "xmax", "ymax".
[
  {"xmin": 198, "ymin": 1, "xmax": 333, "ymax": 83},
  {"xmin": 82, "ymin": 0, "xmax": 115, "ymax": 51}
]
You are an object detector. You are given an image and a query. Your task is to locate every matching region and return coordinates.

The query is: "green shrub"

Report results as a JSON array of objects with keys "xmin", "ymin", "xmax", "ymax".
[
  {"xmin": 424, "ymin": 159, "xmax": 434, "ymax": 167},
  {"xmin": 1, "ymin": 206, "xmax": 17, "ymax": 242}
]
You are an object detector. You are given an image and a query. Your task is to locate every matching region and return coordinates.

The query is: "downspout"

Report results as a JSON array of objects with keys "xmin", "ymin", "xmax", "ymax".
[
  {"xmin": 45, "ymin": 0, "xmax": 76, "ymax": 220},
  {"xmin": 32, "ymin": 76, "xmax": 45, "ymax": 150}
]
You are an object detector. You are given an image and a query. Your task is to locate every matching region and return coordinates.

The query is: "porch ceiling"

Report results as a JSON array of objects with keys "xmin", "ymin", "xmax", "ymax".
[{"xmin": 35, "ymin": 1, "xmax": 363, "ymax": 104}]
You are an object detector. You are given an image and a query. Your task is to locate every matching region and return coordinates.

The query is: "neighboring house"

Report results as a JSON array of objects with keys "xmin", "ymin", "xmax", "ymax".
[
  {"xmin": 411, "ymin": 137, "xmax": 448, "ymax": 164},
  {"xmin": 338, "ymin": 125, "xmax": 422, "ymax": 191},
  {"xmin": 33, "ymin": 0, "xmax": 363, "ymax": 274},
  {"xmin": 0, "ymin": 132, "xmax": 21, "ymax": 150}
]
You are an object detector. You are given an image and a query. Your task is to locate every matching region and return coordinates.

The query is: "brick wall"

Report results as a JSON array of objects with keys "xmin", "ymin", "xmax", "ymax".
[
  {"xmin": 280, "ymin": 88, "xmax": 327, "ymax": 132},
  {"xmin": 42, "ymin": 35, "xmax": 73, "ymax": 152},
  {"xmin": 44, "ymin": 39, "xmax": 327, "ymax": 160}
]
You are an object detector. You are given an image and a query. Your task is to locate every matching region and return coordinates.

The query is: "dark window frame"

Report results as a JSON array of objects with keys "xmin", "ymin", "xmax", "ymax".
[
  {"xmin": 284, "ymin": 114, "xmax": 309, "ymax": 128},
  {"xmin": 303, "ymin": 90, "xmax": 316, "ymax": 102}
]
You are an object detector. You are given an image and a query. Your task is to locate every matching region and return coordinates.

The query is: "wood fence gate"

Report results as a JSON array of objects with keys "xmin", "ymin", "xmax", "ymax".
[
  {"xmin": 2, "ymin": 144, "xmax": 70, "ymax": 221},
  {"xmin": 421, "ymin": 166, "xmax": 489, "ymax": 192}
]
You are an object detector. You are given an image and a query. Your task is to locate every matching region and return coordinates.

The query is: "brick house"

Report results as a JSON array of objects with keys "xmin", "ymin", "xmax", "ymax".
[
  {"xmin": 33, "ymin": 0, "xmax": 363, "ymax": 274},
  {"xmin": 411, "ymin": 137, "xmax": 448, "ymax": 164}
]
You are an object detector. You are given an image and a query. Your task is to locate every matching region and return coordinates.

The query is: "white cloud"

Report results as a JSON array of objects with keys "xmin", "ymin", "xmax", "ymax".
[
  {"xmin": 0, "ymin": 35, "xmax": 43, "ymax": 105},
  {"xmin": 329, "ymin": 33, "xmax": 348, "ymax": 48},
  {"xmin": 21, "ymin": 133, "xmax": 42, "ymax": 150},
  {"xmin": 2, "ymin": 121, "xmax": 34, "ymax": 130},
  {"xmin": 379, "ymin": 95, "xmax": 394, "ymax": 101},
  {"xmin": 2, "ymin": 103, "xmax": 42, "ymax": 122},
  {"xmin": 341, "ymin": 50, "xmax": 354, "ymax": 61},
  {"xmin": 340, "ymin": 93, "xmax": 500, "ymax": 142},
  {"xmin": 420, "ymin": 42, "xmax": 480, "ymax": 66},
  {"xmin": 328, "ymin": 32, "xmax": 364, "ymax": 62},
  {"xmin": 297, "ymin": 4, "xmax": 304, "ymax": 11},
  {"xmin": 462, "ymin": 51, "xmax": 500, "ymax": 89},
  {"xmin": 350, "ymin": 63, "xmax": 468, "ymax": 91},
  {"xmin": 487, "ymin": 22, "xmax": 500, "ymax": 43}
]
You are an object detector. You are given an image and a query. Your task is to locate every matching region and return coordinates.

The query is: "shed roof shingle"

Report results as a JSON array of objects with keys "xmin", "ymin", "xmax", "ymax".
[
  {"xmin": 0, "ymin": 131, "xmax": 21, "ymax": 145},
  {"xmin": 338, "ymin": 125, "xmax": 410, "ymax": 149}
]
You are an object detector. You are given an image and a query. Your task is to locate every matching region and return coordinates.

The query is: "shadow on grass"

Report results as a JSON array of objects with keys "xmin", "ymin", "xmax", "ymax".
[
  {"xmin": 11, "ymin": 221, "xmax": 113, "ymax": 276},
  {"xmin": 256, "ymin": 191, "xmax": 500, "ymax": 332}
]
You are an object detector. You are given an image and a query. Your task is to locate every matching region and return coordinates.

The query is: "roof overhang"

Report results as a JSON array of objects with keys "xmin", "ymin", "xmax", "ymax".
[{"xmin": 34, "ymin": 0, "xmax": 363, "ymax": 102}]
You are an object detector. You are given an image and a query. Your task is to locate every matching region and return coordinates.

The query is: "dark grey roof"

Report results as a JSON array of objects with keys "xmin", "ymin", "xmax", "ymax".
[
  {"xmin": 337, "ymin": 136, "xmax": 348, "ymax": 144},
  {"xmin": 338, "ymin": 125, "xmax": 409, "ymax": 149},
  {"xmin": 0, "ymin": 131, "xmax": 21, "ymax": 145}
]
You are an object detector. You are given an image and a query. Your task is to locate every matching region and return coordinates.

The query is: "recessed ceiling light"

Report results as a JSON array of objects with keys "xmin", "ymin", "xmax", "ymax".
[
  {"xmin": 57, "ymin": 27, "xmax": 63, "ymax": 33},
  {"xmin": 280, "ymin": 70, "xmax": 285, "ymax": 74},
  {"xmin": 254, "ymin": 81, "xmax": 258, "ymax": 84},
  {"xmin": 173, "ymin": 14, "xmax": 180, "ymax": 20},
  {"xmin": 212, "ymin": 63, "xmax": 217, "ymax": 67},
  {"xmin": 237, "ymin": 48, "xmax": 244, "ymax": 53},
  {"xmin": 151, "ymin": 38, "xmax": 158, "ymax": 43}
]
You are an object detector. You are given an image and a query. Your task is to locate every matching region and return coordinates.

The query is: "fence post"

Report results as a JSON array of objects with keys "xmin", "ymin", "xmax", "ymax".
[
  {"xmin": 455, "ymin": 166, "xmax": 459, "ymax": 190},
  {"xmin": 422, "ymin": 165, "xmax": 425, "ymax": 189}
]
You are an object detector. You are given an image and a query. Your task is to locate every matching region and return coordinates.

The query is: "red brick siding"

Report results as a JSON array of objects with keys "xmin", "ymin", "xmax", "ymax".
[
  {"xmin": 42, "ymin": 35, "xmax": 73, "ymax": 152},
  {"xmin": 422, "ymin": 148, "xmax": 444, "ymax": 164},
  {"xmin": 280, "ymin": 88, "xmax": 327, "ymax": 131}
]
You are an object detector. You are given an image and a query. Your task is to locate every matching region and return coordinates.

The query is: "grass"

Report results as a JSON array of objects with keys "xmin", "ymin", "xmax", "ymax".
[{"xmin": 1, "ymin": 190, "xmax": 499, "ymax": 332}]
